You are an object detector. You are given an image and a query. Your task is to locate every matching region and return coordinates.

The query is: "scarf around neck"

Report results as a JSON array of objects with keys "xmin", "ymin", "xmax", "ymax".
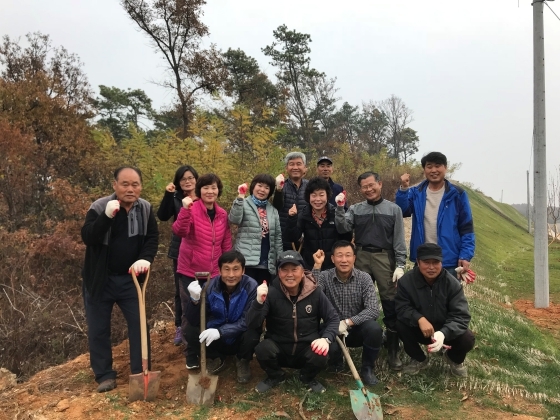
[{"xmin": 251, "ymin": 195, "xmax": 268, "ymax": 207}]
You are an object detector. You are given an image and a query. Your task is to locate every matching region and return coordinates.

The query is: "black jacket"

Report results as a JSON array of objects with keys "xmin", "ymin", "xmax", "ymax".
[
  {"xmin": 246, "ymin": 271, "xmax": 339, "ymax": 354},
  {"xmin": 285, "ymin": 204, "xmax": 352, "ymax": 269},
  {"xmin": 273, "ymin": 178, "xmax": 309, "ymax": 251},
  {"xmin": 81, "ymin": 193, "xmax": 158, "ymax": 299},
  {"xmin": 156, "ymin": 190, "xmax": 183, "ymax": 259},
  {"xmin": 395, "ymin": 266, "xmax": 471, "ymax": 340}
]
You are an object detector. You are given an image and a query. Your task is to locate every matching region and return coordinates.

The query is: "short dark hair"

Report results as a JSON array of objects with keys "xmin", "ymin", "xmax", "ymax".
[
  {"xmin": 357, "ymin": 171, "xmax": 380, "ymax": 185},
  {"xmin": 172, "ymin": 165, "xmax": 199, "ymax": 191},
  {"xmin": 331, "ymin": 240, "xmax": 356, "ymax": 255},
  {"xmin": 195, "ymin": 173, "xmax": 223, "ymax": 198},
  {"xmin": 305, "ymin": 177, "xmax": 332, "ymax": 202},
  {"xmin": 249, "ymin": 174, "xmax": 276, "ymax": 199},
  {"xmin": 114, "ymin": 166, "xmax": 143, "ymax": 183},
  {"xmin": 218, "ymin": 250, "xmax": 246, "ymax": 269},
  {"xmin": 421, "ymin": 152, "xmax": 447, "ymax": 168}
]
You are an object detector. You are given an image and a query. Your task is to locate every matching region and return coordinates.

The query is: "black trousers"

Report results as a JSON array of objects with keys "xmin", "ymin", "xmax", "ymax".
[
  {"xmin": 396, "ymin": 320, "xmax": 475, "ymax": 364},
  {"xmin": 172, "ymin": 259, "xmax": 182, "ymax": 327},
  {"xmin": 328, "ymin": 319, "xmax": 383, "ymax": 360},
  {"xmin": 255, "ymin": 338, "xmax": 328, "ymax": 381},
  {"xmin": 244, "ymin": 266, "xmax": 272, "ymax": 286},
  {"xmin": 83, "ymin": 274, "xmax": 150, "ymax": 383},
  {"xmin": 178, "ymin": 274, "xmax": 197, "ymax": 360},
  {"xmin": 185, "ymin": 324, "xmax": 260, "ymax": 361}
]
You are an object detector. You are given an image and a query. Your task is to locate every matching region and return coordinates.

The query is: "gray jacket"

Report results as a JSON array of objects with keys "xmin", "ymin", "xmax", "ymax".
[{"xmin": 229, "ymin": 197, "xmax": 283, "ymax": 274}]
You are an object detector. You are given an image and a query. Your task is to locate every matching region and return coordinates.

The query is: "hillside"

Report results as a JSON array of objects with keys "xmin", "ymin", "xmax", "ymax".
[{"xmin": 0, "ymin": 186, "xmax": 559, "ymax": 420}]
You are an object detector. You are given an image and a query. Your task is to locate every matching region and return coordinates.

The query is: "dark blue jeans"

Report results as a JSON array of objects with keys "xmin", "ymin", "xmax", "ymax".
[{"xmin": 83, "ymin": 274, "xmax": 150, "ymax": 383}]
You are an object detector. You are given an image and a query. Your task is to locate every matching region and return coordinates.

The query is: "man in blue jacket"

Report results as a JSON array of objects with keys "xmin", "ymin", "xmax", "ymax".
[
  {"xmin": 395, "ymin": 152, "xmax": 475, "ymax": 275},
  {"xmin": 185, "ymin": 250, "xmax": 260, "ymax": 383}
]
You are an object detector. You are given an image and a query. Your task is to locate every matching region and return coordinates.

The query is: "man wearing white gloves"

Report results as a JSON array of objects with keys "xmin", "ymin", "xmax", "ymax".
[
  {"xmin": 334, "ymin": 171, "xmax": 407, "ymax": 371},
  {"xmin": 81, "ymin": 166, "xmax": 158, "ymax": 393},
  {"xmin": 183, "ymin": 250, "xmax": 260, "ymax": 383},
  {"xmin": 311, "ymin": 241, "xmax": 383, "ymax": 386},
  {"xmin": 396, "ymin": 243, "xmax": 475, "ymax": 377},
  {"xmin": 246, "ymin": 251, "xmax": 339, "ymax": 394}
]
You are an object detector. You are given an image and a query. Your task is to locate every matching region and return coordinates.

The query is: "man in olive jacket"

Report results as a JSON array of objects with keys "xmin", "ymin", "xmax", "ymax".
[{"xmin": 395, "ymin": 243, "xmax": 475, "ymax": 377}]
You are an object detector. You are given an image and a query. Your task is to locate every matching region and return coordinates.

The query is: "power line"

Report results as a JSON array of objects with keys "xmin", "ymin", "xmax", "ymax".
[{"xmin": 544, "ymin": 0, "xmax": 560, "ymax": 22}]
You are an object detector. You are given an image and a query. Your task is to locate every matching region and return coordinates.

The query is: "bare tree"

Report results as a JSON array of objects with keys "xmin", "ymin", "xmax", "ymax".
[
  {"xmin": 547, "ymin": 166, "xmax": 560, "ymax": 242},
  {"xmin": 121, "ymin": 0, "xmax": 227, "ymax": 137},
  {"xmin": 379, "ymin": 95, "xmax": 413, "ymax": 162}
]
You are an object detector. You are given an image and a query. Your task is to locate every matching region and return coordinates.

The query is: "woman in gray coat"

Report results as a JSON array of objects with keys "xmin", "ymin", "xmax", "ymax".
[{"xmin": 229, "ymin": 174, "xmax": 283, "ymax": 284}]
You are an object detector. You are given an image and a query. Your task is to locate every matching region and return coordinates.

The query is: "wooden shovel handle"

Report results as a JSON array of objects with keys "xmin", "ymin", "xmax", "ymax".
[
  {"xmin": 335, "ymin": 336, "xmax": 362, "ymax": 383},
  {"xmin": 131, "ymin": 268, "xmax": 150, "ymax": 369}
]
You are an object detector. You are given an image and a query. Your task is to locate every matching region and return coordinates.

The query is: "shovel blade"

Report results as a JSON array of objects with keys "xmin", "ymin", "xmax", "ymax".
[
  {"xmin": 349, "ymin": 389, "xmax": 383, "ymax": 420},
  {"xmin": 186, "ymin": 373, "xmax": 219, "ymax": 406},
  {"xmin": 129, "ymin": 370, "xmax": 161, "ymax": 402}
]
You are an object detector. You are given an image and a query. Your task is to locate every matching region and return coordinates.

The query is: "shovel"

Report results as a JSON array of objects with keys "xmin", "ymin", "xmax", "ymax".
[
  {"xmin": 186, "ymin": 272, "xmax": 219, "ymax": 406},
  {"xmin": 129, "ymin": 268, "xmax": 161, "ymax": 402},
  {"xmin": 335, "ymin": 336, "xmax": 383, "ymax": 420}
]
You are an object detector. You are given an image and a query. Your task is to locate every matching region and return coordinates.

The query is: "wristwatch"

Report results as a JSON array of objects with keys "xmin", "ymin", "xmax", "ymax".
[
  {"xmin": 324, "ymin": 337, "xmax": 332, "ymax": 344},
  {"xmin": 344, "ymin": 319, "xmax": 351, "ymax": 328}
]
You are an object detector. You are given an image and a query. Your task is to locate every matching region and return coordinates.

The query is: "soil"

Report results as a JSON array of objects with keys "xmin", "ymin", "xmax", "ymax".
[{"xmin": 513, "ymin": 299, "xmax": 560, "ymax": 338}]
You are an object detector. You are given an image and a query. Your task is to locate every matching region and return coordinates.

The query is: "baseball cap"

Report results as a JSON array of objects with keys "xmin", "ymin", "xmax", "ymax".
[
  {"xmin": 317, "ymin": 156, "xmax": 333, "ymax": 165},
  {"xmin": 416, "ymin": 243, "xmax": 443, "ymax": 262},
  {"xmin": 277, "ymin": 250, "xmax": 305, "ymax": 268}
]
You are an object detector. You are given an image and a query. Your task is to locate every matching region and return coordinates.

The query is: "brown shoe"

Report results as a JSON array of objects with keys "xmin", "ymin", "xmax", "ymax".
[{"xmin": 97, "ymin": 379, "xmax": 117, "ymax": 393}]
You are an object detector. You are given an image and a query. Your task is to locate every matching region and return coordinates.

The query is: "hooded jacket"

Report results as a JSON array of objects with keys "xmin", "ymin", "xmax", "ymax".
[
  {"xmin": 395, "ymin": 266, "xmax": 471, "ymax": 341},
  {"xmin": 173, "ymin": 199, "xmax": 232, "ymax": 278},
  {"xmin": 395, "ymin": 179, "xmax": 475, "ymax": 267},
  {"xmin": 246, "ymin": 270, "xmax": 339, "ymax": 354}
]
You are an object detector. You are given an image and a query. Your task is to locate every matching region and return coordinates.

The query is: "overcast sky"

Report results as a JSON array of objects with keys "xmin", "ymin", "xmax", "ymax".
[{"xmin": 2, "ymin": 0, "xmax": 559, "ymax": 204}]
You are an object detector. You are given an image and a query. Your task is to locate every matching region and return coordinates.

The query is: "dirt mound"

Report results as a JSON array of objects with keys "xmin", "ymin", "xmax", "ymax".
[{"xmin": 513, "ymin": 299, "xmax": 560, "ymax": 338}]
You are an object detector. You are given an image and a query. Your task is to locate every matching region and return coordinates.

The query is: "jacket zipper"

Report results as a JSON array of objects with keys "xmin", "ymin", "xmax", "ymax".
[{"xmin": 292, "ymin": 302, "xmax": 298, "ymax": 355}]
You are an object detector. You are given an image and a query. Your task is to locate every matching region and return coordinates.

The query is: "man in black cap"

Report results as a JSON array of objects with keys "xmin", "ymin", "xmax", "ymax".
[
  {"xmin": 316, "ymin": 156, "xmax": 346, "ymax": 208},
  {"xmin": 395, "ymin": 243, "xmax": 475, "ymax": 377},
  {"xmin": 246, "ymin": 250, "xmax": 339, "ymax": 394}
]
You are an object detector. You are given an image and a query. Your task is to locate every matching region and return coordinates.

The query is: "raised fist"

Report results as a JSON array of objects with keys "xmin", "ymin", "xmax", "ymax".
[
  {"xmin": 400, "ymin": 173, "xmax": 410, "ymax": 189},
  {"xmin": 105, "ymin": 200, "xmax": 120, "ymax": 218},
  {"xmin": 275, "ymin": 174, "xmax": 285, "ymax": 190},
  {"xmin": 335, "ymin": 191, "xmax": 346, "ymax": 207},
  {"xmin": 182, "ymin": 196, "xmax": 193, "ymax": 209},
  {"xmin": 257, "ymin": 280, "xmax": 268, "ymax": 304},
  {"xmin": 237, "ymin": 183, "xmax": 248, "ymax": 196},
  {"xmin": 288, "ymin": 203, "xmax": 297, "ymax": 216},
  {"xmin": 313, "ymin": 249, "xmax": 325, "ymax": 266},
  {"xmin": 166, "ymin": 183, "xmax": 176, "ymax": 193}
]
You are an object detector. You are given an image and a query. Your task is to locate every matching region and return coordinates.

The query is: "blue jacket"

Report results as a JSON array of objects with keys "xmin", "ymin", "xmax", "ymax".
[
  {"xmin": 395, "ymin": 179, "xmax": 475, "ymax": 267},
  {"xmin": 186, "ymin": 274, "xmax": 257, "ymax": 345}
]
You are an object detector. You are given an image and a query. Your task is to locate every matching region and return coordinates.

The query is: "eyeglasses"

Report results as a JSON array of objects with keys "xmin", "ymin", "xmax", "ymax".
[
  {"xmin": 180, "ymin": 176, "xmax": 196, "ymax": 183},
  {"xmin": 360, "ymin": 183, "xmax": 377, "ymax": 191}
]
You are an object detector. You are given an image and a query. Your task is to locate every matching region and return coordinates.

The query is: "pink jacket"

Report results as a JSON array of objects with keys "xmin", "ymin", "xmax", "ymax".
[{"xmin": 173, "ymin": 199, "xmax": 232, "ymax": 278}]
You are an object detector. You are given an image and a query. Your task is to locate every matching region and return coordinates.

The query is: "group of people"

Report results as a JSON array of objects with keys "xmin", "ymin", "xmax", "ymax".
[{"xmin": 81, "ymin": 151, "xmax": 476, "ymax": 396}]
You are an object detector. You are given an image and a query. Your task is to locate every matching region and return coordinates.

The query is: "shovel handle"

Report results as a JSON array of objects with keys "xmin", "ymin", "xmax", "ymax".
[
  {"xmin": 335, "ymin": 336, "xmax": 363, "ymax": 385},
  {"xmin": 196, "ymin": 273, "xmax": 211, "ymax": 375},
  {"xmin": 131, "ymin": 268, "xmax": 150, "ymax": 369}
]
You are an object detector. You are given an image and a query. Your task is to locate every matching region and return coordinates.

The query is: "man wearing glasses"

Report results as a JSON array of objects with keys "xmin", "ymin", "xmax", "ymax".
[{"xmin": 334, "ymin": 171, "xmax": 407, "ymax": 371}]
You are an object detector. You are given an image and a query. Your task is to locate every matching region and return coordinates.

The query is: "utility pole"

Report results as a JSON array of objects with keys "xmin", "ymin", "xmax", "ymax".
[
  {"xmin": 527, "ymin": 170, "xmax": 531, "ymax": 233},
  {"xmin": 533, "ymin": 0, "xmax": 549, "ymax": 308}
]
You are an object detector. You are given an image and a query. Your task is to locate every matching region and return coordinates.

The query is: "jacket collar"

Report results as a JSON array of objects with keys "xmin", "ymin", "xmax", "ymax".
[{"xmin": 418, "ymin": 179, "xmax": 451, "ymax": 194}]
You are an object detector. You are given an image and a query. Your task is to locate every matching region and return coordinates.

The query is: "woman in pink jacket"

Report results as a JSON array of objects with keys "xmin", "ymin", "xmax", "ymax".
[{"xmin": 172, "ymin": 173, "xmax": 232, "ymax": 368}]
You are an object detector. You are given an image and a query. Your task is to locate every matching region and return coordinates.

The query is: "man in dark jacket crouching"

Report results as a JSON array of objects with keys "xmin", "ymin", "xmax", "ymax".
[
  {"xmin": 184, "ymin": 250, "xmax": 260, "ymax": 384},
  {"xmin": 396, "ymin": 243, "xmax": 475, "ymax": 377},
  {"xmin": 247, "ymin": 251, "xmax": 339, "ymax": 394}
]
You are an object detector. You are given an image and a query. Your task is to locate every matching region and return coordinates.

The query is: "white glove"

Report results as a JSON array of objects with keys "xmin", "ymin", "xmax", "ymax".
[
  {"xmin": 335, "ymin": 192, "xmax": 346, "ymax": 207},
  {"xmin": 199, "ymin": 328, "xmax": 220, "ymax": 346},
  {"xmin": 105, "ymin": 200, "xmax": 120, "ymax": 218},
  {"xmin": 129, "ymin": 259, "xmax": 150, "ymax": 275},
  {"xmin": 182, "ymin": 196, "xmax": 193, "ymax": 209},
  {"xmin": 392, "ymin": 267, "xmax": 405, "ymax": 282},
  {"xmin": 187, "ymin": 281, "xmax": 202, "ymax": 301},
  {"xmin": 311, "ymin": 338, "xmax": 329, "ymax": 356},
  {"xmin": 338, "ymin": 320, "xmax": 349, "ymax": 337},
  {"xmin": 275, "ymin": 174, "xmax": 285, "ymax": 190},
  {"xmin": 256, "ymin": 280, "xmax": 268, "ymax": 304},
  {"xmin": 428, "ymin": 331, "xmax": 445, "ymax": 353}
]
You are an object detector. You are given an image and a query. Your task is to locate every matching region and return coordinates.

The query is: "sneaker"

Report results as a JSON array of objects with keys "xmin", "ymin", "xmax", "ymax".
[
  {"xmin": 206, "ymin": 358, "xmax": 225, "ymax": 374},
  {"xmin": 443, "ymin": 352, "xmax": 468, "ymax": 377},
  {"xmin": 173, "ymin": 326, "xmax": 182, "ymax": 346},
  {"xmin": 97, "ymin": 379, "xmax": 116, "ymax": 393},
  {"xmin": 402, "ymin": 357, "xmax": 429, "ymax": 375},
  {"xmin": 255, "ymin": 375, "xmax": 286, "ymax": 393},
  {"xmin": 236, "ymin": 358, "xmax": 251, "ymax": 383},
  {"xmin": 186, "ymin": 355, "xmax": 199, "ymax": 370},
  {"xmin": 299, "ymin": 376, "xmax": 326, "ymax": 393}
]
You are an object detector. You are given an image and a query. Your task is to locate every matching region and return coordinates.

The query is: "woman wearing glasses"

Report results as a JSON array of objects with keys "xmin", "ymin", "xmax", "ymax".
[{"xmin": 157, "ymin": 165, "xmax": 199, "ymax": 345}]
